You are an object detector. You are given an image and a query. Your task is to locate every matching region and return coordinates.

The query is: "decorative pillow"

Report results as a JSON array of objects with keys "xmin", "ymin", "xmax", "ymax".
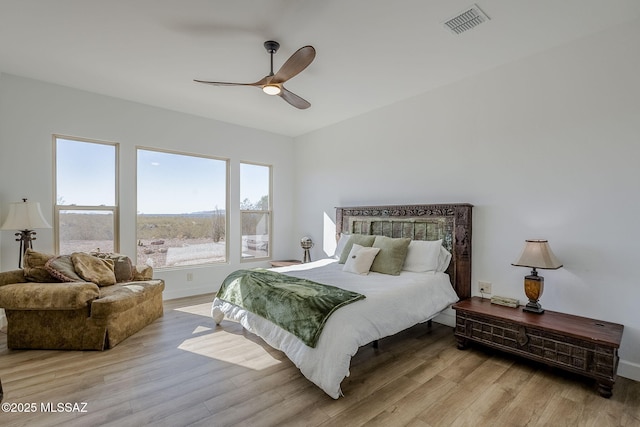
[
  {"xmin": 23, "ymin": 249, "xmax": 58, "ymax": 282},
  {"xmin": 132, "ymin": 265, "xmax": 154, "ymax": 281},
  {"xmin": 45, "ymin": 255, "xmax": 85, "ymax": 282},
  {"xmin": 402, "ymin": 239, "xmax": 443, "ymax": 272},
  {"xmin": 333, "ymin": 233, "xmax": 351, "ymax": 259},
  {"xmin": 71, "ymin": 252, "xmax": 116, "ymax": 287},
  {"xmin": 370, "ymin": 236, "xmax": 411, "ymax": 276},
  {"xmin": 90, "ymin": 252, "xmax": 134, "ymax": 282},
  {"xmin": 338, "ymin": 234, "xmax": 376, "ymax": 264},
  {"xmin": 343, "ymin": 244, "xmax": 380, "ymax": 275},
  {"xmin": 437, "ymin": 246, "xmax": 452, "ymax": 272}
]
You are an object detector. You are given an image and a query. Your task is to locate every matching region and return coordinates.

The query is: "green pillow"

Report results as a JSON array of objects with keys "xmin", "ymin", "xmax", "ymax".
[
  {"xmin": 338, "ymin": 234, "xmax": 376, "ymax": 264},
  {"xmin": 370, "ymin": 236, "xmax": 411, "ymax": 275},
  {"xmin": 45, "ymin": 255, "xmax": 84, "ymax": 282}
]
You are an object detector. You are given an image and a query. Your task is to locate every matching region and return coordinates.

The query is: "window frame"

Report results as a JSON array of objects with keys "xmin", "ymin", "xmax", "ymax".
[
  {"xmin": 239, "ymin": 161, "xmax": 273, "ymax": 263},
  {"xmin": 135, "ymin": 146, "xmax": 230, "ymax": 269},
  {"xmin": 53, "ymin": 134, "xmax": 120, "ymax": 255}
]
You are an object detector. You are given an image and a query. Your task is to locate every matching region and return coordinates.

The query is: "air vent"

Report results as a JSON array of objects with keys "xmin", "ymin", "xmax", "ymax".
[{"xmin": 443, "ymin": 4, "xmax": 490, "ymax": 35}]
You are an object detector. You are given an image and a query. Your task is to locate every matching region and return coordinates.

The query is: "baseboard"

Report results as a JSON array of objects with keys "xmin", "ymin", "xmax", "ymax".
[
  {"xmin": 618, "ymin": 359, "xmax": 640, "ymax": 382},
  {"xmin": 433, "ymin": 309, "xmax": 456, "ymax": 328},
  {"xmin": 162, "ymin": 285, "xmax": 215, "ymax": 301}
]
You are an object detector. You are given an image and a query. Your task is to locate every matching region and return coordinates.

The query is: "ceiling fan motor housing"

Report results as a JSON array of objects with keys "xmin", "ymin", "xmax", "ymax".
[{"xmin": 264, "ymin": 40, "xmax": 280, "ymax": 54}]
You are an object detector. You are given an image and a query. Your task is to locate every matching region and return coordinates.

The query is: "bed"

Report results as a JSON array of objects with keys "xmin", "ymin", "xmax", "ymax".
[{"xmin": 211, "ymin": 203, "xmax": 472, "ymax": 398}]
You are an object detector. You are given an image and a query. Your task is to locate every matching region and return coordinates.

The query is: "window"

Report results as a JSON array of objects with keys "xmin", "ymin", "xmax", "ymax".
[
  {"xmin": 54, "ymin": 136, "xmax": 118, "ymax": 254},
  {"xmin": 137, "ymin": 149, "xmax": 227, "ymax": 268},
  {"xmin": 240, "ymin": 162, "xmax": 271, "ymax": 260}
]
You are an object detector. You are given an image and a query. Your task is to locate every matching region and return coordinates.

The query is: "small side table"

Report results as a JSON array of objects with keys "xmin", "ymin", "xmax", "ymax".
[
  {"xmin": 270, "ymin": 260, "xmax": 302, "ymax": 268},
  {"xmin": 453, "ymin": 297, "xmax": 624, "ymax": 397}
]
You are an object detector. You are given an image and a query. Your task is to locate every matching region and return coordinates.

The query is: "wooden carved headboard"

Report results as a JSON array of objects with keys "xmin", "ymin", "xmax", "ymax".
[{"xmin": 336, "ymin": 203, "xmax": 472, "ymax": 299}]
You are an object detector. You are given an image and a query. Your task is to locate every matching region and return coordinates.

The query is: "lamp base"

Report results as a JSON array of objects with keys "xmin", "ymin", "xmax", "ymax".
[
  {"xmin": 523, "ymin": 272, "xmax": 544, "ymax": 315},
  {"xmin": 523, "ymin": 301, "xmax": 545, "ymax": 314},
  {"xmin": 15, "ymin": 229, "xmax": 37, "ymax": 269}
]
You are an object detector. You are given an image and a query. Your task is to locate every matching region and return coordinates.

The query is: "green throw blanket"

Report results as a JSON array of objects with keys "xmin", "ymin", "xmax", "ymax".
[{"xmin": 217, "ymin": 269, "xmax": 365, "ymax": 347}]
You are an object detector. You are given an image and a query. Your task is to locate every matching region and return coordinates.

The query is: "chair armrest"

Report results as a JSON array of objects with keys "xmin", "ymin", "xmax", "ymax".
[
  {"xmin": 0, "ymin": 282, "xmax": 100, "ymax": 310},
  {"xmin": 0, "ymin": 270, "xmax": 27, "ymax": 287}
]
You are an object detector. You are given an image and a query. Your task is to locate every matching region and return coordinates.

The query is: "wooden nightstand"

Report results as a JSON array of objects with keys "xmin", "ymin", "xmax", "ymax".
[
  {"xmin": 452, "ymin": 297, "xmax": 624, "ymax": 397},
  {"xmin": 269, "ymin": 260, "xmax": 302, "ymax": 268}
]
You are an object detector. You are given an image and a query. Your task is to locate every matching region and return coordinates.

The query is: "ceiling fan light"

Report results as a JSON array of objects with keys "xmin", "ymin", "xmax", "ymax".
[{"xmin": 262, "ymin": 85, "xmax": 281, "ymax": 95}]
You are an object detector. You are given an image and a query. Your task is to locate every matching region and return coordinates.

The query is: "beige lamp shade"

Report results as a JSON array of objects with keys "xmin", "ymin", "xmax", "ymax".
[
  {"xmin": 512, "ymin": 239, "xmax": 562, "ymax": 270},
  {"xmin": 1, "ymin": 199, "xmax": 52, "ymax": 230}
]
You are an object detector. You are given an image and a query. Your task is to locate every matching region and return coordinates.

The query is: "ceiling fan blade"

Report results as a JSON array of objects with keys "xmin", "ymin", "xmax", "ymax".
[
  {"xmin": 194, "ymin": 76, "xmax": 268, "ymax": 87},
  {"xmin": 271, "ymin": 45, "xmax": 316, "ymax": 84},
  {"xmin": 279, "ymin": 87, "xmax": 311, "ymax": 109}
]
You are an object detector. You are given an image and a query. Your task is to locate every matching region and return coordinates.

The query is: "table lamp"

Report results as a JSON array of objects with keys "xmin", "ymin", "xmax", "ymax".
[
  {"xmin": 1, "ymin": 199, "xmax": 52, "ymax": 268},
  {"xmin": 512, "ymin": 239, "xmax": 563, "ymax": 314}
]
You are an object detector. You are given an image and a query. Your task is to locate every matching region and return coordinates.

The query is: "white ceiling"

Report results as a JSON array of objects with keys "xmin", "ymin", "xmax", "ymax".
[{"xmin": 1, "ymin": 0, "xmax": 639, "ymax": 137}]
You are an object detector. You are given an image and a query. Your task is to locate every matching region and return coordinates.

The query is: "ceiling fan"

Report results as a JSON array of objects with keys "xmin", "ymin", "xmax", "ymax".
[{"xmin": 194, "ymin": 40, "xmax": 316, "ymax": 109}]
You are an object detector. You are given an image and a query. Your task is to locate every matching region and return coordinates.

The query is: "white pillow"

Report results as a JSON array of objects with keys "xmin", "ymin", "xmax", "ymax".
[
  {"xmin": 343, "ymin": 244, "xmax": 380, "ymax": 275},
  {"xmin": 333, "ymin": 233, "xmax": 351, "ymax": 259},
  {"xmin": 436, "ymin": 246, "xmax": 452, "ymax": 272},
  {"xmin": 402, "ymin": 239, "xmax": 443, "ymax": 272}
]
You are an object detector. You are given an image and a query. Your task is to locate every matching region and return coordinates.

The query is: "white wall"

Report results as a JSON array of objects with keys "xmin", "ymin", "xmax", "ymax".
[
  {"xmin": 0, "ymin": 73, "xmax": 297, "ymax": 299},
  {"xmin": 293, "ymin": 19, "xmax": 640, "ymax": 380}
]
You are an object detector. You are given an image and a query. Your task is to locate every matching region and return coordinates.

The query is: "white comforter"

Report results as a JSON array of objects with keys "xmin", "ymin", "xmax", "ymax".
[{"xmin": 211, "ymin": 258, "xmax": 459, "ymax": 398}]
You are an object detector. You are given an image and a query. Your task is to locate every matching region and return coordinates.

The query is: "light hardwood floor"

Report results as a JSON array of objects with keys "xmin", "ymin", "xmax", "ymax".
[{"xmin": 1, "ymin": 294, "xmax": 639, "ymax": 427}]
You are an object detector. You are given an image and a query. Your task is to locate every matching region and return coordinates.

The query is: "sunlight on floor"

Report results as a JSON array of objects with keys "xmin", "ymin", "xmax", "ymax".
[
  {"xmin": 174, "ymin": 304, "xmax": 283, "ymax": 371},
  {"xmin": 178, "ymin": 331, "xmax": 282, "ymax": 370},
  {"xmin": 192, "ymin": 325, "xmax": 213, "ymax": 334},
  {"xmin": 175, "ymin": 303, "xmax": 212, "ymax": 317}
]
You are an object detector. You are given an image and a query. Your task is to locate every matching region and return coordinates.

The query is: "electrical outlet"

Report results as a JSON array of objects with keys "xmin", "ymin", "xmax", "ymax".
[
  {"xmin": 187, "ymin": 273, "xmax": 193, "ymax": 281},
  {"xmin": 478, "ymin": 281, "xmax": 492, "ymax": 294}
]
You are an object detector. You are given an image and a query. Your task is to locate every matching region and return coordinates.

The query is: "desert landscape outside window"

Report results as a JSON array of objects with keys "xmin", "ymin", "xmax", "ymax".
[
  {"xmin": 54, "ymin": 136, "xmax": 119, "ymax": 255},
  {"xmin": 136, "ymin": 148, "xmax": 228, "ymax": 268},
  {"xmin": 240, "ymin": 162, "xmax": 271, "ymax": 261}
]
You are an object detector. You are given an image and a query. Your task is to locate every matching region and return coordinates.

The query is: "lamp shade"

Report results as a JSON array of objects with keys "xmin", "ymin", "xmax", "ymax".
[
  {"xmin": 1, "ymin": 200, "xmax": 52, "ymax": 230},
  {"xmin": 512, "ymin": 239, "xmax": 562, "ymax": 270}
]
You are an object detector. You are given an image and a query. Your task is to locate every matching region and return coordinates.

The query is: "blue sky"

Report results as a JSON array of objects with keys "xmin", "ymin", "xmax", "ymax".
[
  {"xmin": 137, "ymin": 149, "xmax": 227, "ymax": 214},
  {"xmin": 57, "ymin": 138, "xmax": 269, "ymax": 214},
  {"xmin": 56, "ymin": 139, "xmax": 116, "ymax": 206}
]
